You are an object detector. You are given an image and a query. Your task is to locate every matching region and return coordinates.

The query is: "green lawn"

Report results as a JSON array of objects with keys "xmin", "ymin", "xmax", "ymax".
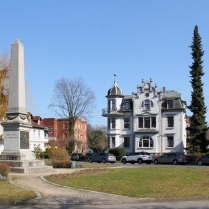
[
  {"xmin": 0, "ymin": 180, "xmax": 36, "ymax": 202},
  {"xmin": 45, "ymin": 167, "xmax": 209, "ymax": 198}
]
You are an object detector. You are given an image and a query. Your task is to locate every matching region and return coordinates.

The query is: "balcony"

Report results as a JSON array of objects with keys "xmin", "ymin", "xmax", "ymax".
[{"xmin": 102, "ymin": 108, "xmax": 124, "ymax": 117}]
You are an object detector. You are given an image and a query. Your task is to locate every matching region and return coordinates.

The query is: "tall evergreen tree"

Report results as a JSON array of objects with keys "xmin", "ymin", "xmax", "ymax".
[{"xmin": 187, "ymin": 25, "xmax": 208, "ymax": 152}]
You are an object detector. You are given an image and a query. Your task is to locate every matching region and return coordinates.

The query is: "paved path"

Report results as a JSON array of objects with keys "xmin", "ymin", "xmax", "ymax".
[{"xmin": 9, "ymin": 168, "xmax": 151, "ymax": 205}]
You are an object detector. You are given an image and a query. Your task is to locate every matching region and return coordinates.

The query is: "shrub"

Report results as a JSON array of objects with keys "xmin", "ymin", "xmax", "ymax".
[
  {"xmin": 109, "ymin": 148, "xmax": 126, "ymax": 161},
  {"xmin": 51, "ymin": 160, "xmax": 71, "ymax": 168},
  {"xmin": 39, "ymin": 151, "xmax": 49, "ymax": 159},
  {"xmin": 47, "ymin": 147, "xmax": 70, "ymax": 168},
  {"xmin": 0, "ymin": 162, "xmax": 10, "ymax": 177},
  {"xmin": 186, "ymin": 153, "xmax": 202, "ymax": 164}
]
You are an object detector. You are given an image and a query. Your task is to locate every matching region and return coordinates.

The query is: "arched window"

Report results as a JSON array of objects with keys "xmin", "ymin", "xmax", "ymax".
[
  {"xmin": 138, "ymin": 136, "xmax": 154, "ymax": 148},
  {"xmin": 141, "ymin": 100, "xmax": 153, "ymax": 110}
]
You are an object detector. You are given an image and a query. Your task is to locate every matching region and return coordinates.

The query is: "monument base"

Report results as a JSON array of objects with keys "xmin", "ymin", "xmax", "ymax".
[{"xmin": 0, "ymin": 152, "xmax": 53, "ymax": 174}]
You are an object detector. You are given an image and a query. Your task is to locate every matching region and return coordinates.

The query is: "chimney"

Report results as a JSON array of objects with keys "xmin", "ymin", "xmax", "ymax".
[{"xmin": 163, "ymin": 87, "xmax": 166, "ymax": 93}]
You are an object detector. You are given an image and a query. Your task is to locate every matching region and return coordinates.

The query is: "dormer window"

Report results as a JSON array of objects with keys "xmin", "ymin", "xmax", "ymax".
[
  {"xmin": 124, "ymin": 102, "xmax": 130, "ymax": 110},
  {"xmin": 167, "ymin": 100, "xmax": 174, "ymax": 108},
  {"xmin": 142, "ymin": 99, "xmax": 153, "ymax": 110}
]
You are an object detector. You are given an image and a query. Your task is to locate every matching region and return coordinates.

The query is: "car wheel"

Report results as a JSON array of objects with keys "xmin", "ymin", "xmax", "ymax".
[
  {"xmin": 154, "ymin": 159, "xmax": 159, "ymax": 165},
  {"xmin": 122, "ymin": 159, "xmax": 126, "ymax": 164},
  {"xmin": 173, "ymin": 159, "xmax": 178, "ymax": 165},
  {"xmin": 137, "ymin": 159, "xmax": 143, "ymax": 164},
  {"xmin": 102, "ymin": 158, "xmax": 106, "ymax": 163},
  {"xmin": 197, "ymin": 160, "xmax": 203, "ymax": 166},
  {"xmin": 88, "ymin": 158, "xmax": 93, "ymax": 163}
]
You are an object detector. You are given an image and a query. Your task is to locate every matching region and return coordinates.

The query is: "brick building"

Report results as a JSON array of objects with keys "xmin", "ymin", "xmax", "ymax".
[{"xmin": 43, "ymin": 118, "xmax": 87, "ymax": 153}]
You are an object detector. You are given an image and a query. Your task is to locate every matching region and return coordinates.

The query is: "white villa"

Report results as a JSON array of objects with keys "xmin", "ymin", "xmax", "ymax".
[{"xmin": 102, "ymin": 77, "xmax": 187, "ymax": 154}]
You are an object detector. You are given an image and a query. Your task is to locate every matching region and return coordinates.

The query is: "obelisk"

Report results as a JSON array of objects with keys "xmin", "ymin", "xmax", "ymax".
[
  {"xmin": 0, "ymin": 40, "xmax": 53, "ymax": 173},
  {"xmin": 1, "ymin": 40, "xmax": 33, "ymax": 157}
]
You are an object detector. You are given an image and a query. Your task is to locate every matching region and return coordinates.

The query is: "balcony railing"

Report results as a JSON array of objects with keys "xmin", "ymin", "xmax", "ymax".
[{"xmin": 102, "ymin": 108, "xmax": 122, "ymax": 115}]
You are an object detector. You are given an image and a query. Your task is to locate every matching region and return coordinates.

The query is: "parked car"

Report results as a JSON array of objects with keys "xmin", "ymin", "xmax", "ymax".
[
  {"xmin": 71, "ymin": 153, "xmax": 85, "ymax": 161},
  {"xmin": 153, "ymin": 153, "xmax": 188, "ymax": 165},
  {"xmin": 196, "ymin": 154, "xmax": 209, "ymax": 166},
  {"xmin": 85, "ymin": 152, "xmax": 93, "ymax": 161},
  {"xmin": 121, "ymin": 152, "xmax": 153, "ymax": 164},
  {"xmin": 88, "ymin": 153, "xmax": 116, "ymax": 163}
]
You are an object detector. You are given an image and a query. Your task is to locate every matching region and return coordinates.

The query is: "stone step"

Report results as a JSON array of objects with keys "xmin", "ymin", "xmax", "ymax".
[
  {"xmin": 10, "ymin": 165, "xmax": 53, "ymax": 173},
  {"xmin": 0, "ymin": 160, "xmax": 46, "ymax": 167},
  {"xmin": 0, "ymin": 154, "xmax": 36, "ymax": 161}
]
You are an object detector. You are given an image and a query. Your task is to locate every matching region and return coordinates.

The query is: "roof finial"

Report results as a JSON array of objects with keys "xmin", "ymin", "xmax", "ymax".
[{"xmin": 114, "ymin": 73, "xmax": 117, "ymax": 84}]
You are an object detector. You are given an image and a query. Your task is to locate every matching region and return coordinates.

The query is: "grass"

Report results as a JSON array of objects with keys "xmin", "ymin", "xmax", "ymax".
[
  {"xmin": 45, "ymin": 167, "xmax": 209, "ymax": 199},
  {"xmin": 0, "ymin": 180, "xmax": 36, "ymax": 203}
]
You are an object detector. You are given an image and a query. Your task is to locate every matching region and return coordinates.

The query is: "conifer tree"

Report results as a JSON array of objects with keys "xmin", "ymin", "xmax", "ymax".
[{"xmin": 187, "ymin": 25, "xmax": 208, "ymax": 152}]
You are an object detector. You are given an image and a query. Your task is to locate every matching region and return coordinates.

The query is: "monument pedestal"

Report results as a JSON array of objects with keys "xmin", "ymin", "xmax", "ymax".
[
  {"xmin": 0, "ymin": 152, "xmax": 53, "ymax": 173},
  {"xmin": 0, "ymin": 121, "xmax": 53, "ymax": 173}
]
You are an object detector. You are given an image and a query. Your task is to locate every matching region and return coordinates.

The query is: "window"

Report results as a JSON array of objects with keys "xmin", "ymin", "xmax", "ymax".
[
  {"xmin": 144, "ymin": 117, "xmax": 150, "ymax": 128},
  {"xmin": 108, "ymin": 118, "xmax": 116, "ymax": 129},
  {"xmin": 145, "ymin": 93, "xmax": 149, "ymax": 97},
  {"xmin": 112, "ymin": 118, "xmax": 116, "ymax": 129},
  {"xmin": 138, "ymin": 136, "xmax": 153, "ymax": 148},
  {"xmin": 108, "ymin": 100, "xmax": 110, "ymax": 112},
  {"xmin": 124, "ymin": 102, "xmax": 130, "ymax": 110},
  {"xmin": 151, "ymin": 117, "xmax": 156, "ymax": 128},
  {"xmin": 63, "ymin": 132, "xmax": 67, "ymax": 140},
  {"xmin": 38, "ymin": 130, "xmax": 40, "ymax": 138},
  {"xmin": 124, "ymin": 137, "xmax": 130, "ymax": 148},
  {"xmin": 112, "ymin": 137, "xmax": 115, "ymax": 148},
  {"xmin": 138, "ymin": 117, "xmax": 156, "ymax": 128},
  {"xmin": 167, "ymin": 116, "xmax": 174, "ymax": 127},
  {"xmin": 167, "ymin": 100, "xmax": 174, "ymax": 108},
  {"xmin": 167, "ymin": 136, "xmax": 174, "ymax": 147},
  {"xmin": 138, "ymin": 117, "xmax": 143, "ymax": 128},
  {"xmin": 141, "ymin": 100, "xmax": 153, "ymax": 110},
  {"xmin": 63, "ymin": 123, "xmax": 67, "ymax": 129},
  {"xmin": 112, "ymin": 100, "xmax": 116, "ymax": 110},
  {"xmin": 124, "ymin": 118, "xmax": 130, "ymax": 129}
]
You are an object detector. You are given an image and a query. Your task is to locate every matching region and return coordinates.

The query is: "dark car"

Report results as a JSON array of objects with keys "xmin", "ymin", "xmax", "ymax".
[
  {"xmin": 71, "ymin": 153, "xmax": 85, "ymax": 161},
  {"xmin": 121, "ymin": 152, "xmax": 153, "ymax": 164},
  {"xmin": 88, "ymin": 153, "xmax": 116, "ymax": 163},
  {"xmin": 85, "ymin": 152, "xmax": 93, "ymax": 161},
  {"xmin": 196, "ymin": 154, "xmax": 209, "ymax": 166},
  {"xmin": 153, "ymin": 153, "xmax": 188, "ymax": 165}
]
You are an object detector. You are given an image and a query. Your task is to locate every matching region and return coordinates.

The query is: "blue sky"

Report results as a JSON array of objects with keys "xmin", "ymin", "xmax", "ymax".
[{"xmin": 0, "ymin": 1, "xmax": 209, "ymax": 126}]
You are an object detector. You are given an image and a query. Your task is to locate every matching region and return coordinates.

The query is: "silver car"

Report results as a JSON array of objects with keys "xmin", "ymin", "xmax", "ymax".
[
  {"xmin": 121, "ymin": 152, "xmax": 153, "ymax": 164},
  {"xmin": 88, "ymin": 153, "xmax": 116, "ymax": 163},
  {"xmin": 196, "ymin": 154, "xmax": 209, "ymax": 166},
  {"xmin": 153, "ymin": 153, "xmax": 188, "ymax": 165}
]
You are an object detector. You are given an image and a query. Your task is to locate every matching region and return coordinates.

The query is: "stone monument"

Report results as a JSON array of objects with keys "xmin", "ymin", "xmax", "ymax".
[{"xmin": 0, "ymin": 40, "xmax": 53, "ymax": 173}]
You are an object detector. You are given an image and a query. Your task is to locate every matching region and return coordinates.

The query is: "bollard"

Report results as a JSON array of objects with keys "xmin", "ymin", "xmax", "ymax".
[{"xmin": 71, "ymin": 161, "xmax": 76, "ymax": 168}]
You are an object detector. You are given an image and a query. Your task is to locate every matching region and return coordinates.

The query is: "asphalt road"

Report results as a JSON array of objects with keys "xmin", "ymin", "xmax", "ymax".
[{"xmin": 1, "ymin": 200, "xmax": 209, "ymax": 209}]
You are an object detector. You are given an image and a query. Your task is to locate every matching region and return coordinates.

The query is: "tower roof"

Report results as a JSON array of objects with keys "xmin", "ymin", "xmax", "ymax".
[{"xmin": 107, "ymin": 73, "xmax": 123, "ymax": 96}]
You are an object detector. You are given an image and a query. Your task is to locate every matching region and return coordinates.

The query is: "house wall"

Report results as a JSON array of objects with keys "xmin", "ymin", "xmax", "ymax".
[{"xmin": 29, "ymin": 128, "xmax": 48, "ymax": 151}]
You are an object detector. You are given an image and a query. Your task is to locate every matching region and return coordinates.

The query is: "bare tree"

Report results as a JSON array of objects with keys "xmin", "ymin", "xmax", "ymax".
[{"xmin": 49, "ymin": 77, "xmax": 96, "ymax": 153}]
